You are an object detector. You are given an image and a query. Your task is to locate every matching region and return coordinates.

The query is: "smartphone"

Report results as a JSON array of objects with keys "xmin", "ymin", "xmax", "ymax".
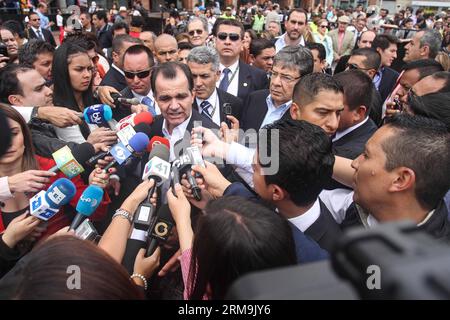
[
  {"xmin": 392, "ymin": 98, "xmax": 403, "ymax": 112},
  {"xmin": 0, "ymin": 42, "xmax": 8, "ymax": 57},
  {"xmin": 223, "ymin": 103, "xmax": 232, "ymax": 127}
]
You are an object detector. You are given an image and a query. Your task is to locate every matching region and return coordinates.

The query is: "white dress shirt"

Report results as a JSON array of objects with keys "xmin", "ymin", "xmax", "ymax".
[
  {"xmin": 31, "ymin": 26, "xmax": 45, "ymax": 40},
  {"xmin": 217, "ymin": 60, "xmax": 240, "ymax": 97},
  {"xmin": 333, "ymin": 117, "xmax": 369, "ymax": 142},
  {"xmin": 275, "ymin": 33, "xmax": 305, "ymax": 53},
  {"xmin": 162, "ymin": 113, "xmax": 192, "ymax": 161},
  {"xmin": 196, "ymin": 89, "xmax": 220, "ymax": 126},
  {"xmin": 288, "ymin": 198, "xmax": 321, "ymax": 232},
  {"xmin": 0, "ymin": 177, "xmax": 12, "ymax": 202}
]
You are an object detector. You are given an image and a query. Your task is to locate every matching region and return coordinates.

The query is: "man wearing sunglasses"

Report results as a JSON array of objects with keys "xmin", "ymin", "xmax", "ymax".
[
  {"xmin": 27, "ymin": 12, "xmax": 56, "ymax": 48},
  {"xmin": 214, "ymin": 19, "xmax": 268, "ymax": 103},
  {"xmin": 153, "ymin": 34, "xmax": 179, "ymax": 64},
  {"xmin": 187, "ymin": 17, "xmax": 209, "ymax": 47}
]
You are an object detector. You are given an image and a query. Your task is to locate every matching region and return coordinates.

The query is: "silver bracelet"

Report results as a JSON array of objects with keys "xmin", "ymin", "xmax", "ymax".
[
  {"xmin": 112, "ymin": 208, "xmax": 133, "ymax": 224},
  {"xmin": 130, "ymin": 273, "xmax": 148, "ymax": 290}
]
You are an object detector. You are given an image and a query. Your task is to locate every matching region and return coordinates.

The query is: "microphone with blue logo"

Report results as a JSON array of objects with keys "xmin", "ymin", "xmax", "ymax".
[
  {"xmin": 82, "ymin": 104, "xmax": 115, "ymax": 129},
  {"xmin": 69, "ymin": 185, "xmax": 104, "ymax": 230},
  {"xmin": 29, "ymin": 178, "xmax": 77, "ymax": 221},
  {"xmin": 103, "ymin": 132, "xmax": 150, "ymax": 172}
]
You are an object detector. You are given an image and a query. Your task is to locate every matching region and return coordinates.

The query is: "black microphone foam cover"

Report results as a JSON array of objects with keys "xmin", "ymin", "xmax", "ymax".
[
  {"xmin": 72, "ymin": 142, "xmax": 96, "ymax": 164},
  {"xmin": 149, "ymin": 144, "xmax": 170, "ymax": 162}
]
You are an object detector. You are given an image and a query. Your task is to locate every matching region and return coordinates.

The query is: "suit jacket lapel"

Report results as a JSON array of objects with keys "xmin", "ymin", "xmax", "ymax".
[{"xmin": 238, "ymin": 61, "xmax": 251, "ymax": 99}]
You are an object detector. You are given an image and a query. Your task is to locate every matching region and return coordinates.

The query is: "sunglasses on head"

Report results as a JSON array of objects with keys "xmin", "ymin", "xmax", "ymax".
[
  {"xmin": 188, "ymin": 29, "xmax": 204, "ymax": 36},
  {"xmin": 217, "ymin": 32, "xmax": 240, "ymax": 41},
  {"xmin": 124, "ymin": 69, "xmax": 151, "ymax": 79}
]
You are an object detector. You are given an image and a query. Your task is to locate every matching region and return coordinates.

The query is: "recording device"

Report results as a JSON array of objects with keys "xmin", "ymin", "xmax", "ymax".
[
  {"xmin": 69, "ymin": 184, "xmax": 104, "ymax": 230},
  {"xmin": 29, "ymin": 178, "xmax": 77, "ymax": 221},
  {"xmin": 0, "ymin": 42, "xmax": 8, "ymax": 57},
  {"xmin": 392, "ymin": 98, "xmax": 403, "ymax": 111},
  {"xmin": 142, "ymin": 138, "xmax": 171, "ymax": 202},
  {"xmin": 172, "ymin": 146, "xmax": 205, "ymax": 201},
  {"xmin": 49, "ymin": 143, "xmax": 95, "ymax": 178},
  {"xmin": 82, "ymin": 104, "xmax": 115, "ymax": 129},
  {"xmin": 145, "ymin": 205, "xmax": 175, "ymax": 257},
  {"xmin": 115, "ymin": 111, "xmax": 153, "ymax": 131},
  {"xmin": 110, "ymin": 92, "xmax": 140, "ymax": 107},
  {"xmin": 103, "ymin": 132, "xmax": 150, "ymax": 172},
  {"xmin": 223, "ymin": 102, "xmax": 232, "ymax": 127},
  {"xmin": 74, "ymin": 218, "xmax": 99, "ymax": 242}
]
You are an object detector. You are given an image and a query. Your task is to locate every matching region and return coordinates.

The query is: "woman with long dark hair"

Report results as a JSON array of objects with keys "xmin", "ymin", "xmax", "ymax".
[{"xmin": 52, "ymin": 42, "xmax": 117, "ymax": 146}]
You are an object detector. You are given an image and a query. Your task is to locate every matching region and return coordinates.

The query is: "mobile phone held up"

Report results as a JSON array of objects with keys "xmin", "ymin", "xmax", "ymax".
[{"xmin": 0, "ymin": 42, "xmax": 8, "ymax": 57}]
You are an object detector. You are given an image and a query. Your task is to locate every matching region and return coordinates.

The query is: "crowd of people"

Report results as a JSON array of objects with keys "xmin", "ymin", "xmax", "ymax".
[{"xmin": 0, "ymin": 0, "xmax": 449, "ymax": 300}]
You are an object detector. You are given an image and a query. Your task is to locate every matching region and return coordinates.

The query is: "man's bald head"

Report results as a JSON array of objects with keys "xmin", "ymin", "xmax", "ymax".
[{"xmin": 154, "ymin": 34, "xmax": 179, "ymax": 63}]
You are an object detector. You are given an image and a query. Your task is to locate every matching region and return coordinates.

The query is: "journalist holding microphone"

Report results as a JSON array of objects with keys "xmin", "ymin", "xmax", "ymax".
[{"xmin": 0, "ymin": 105, "xmax": 111, "ymax": 276}]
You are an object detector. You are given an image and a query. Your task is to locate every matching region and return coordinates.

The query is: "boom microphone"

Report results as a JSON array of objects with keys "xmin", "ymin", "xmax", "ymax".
[
  {"xmin": 69, "ymin": 185, "xmax": 104, "ymax": 230},
  {"xmin": 29, "ymin": 178, "xmax": 77, "ymax": 221}
]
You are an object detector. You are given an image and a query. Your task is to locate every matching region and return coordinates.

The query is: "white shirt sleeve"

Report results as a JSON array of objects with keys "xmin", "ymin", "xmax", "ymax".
[
  {"xmin": 0, "ymin": 177, "xmax": 12, "ymax": 202},
  {"xmin": 12, "ymin": 106, "xmax": 34, "ymax": 123},
  {"xmin": 319, "ymin": 189, "xmax": 355, "ymax": 224},
  {"xmin": 226, "ymin": 142, "xmax": 255, "ymax": 187},
  {"xmin": 54, "ymin": 125, "xmax": 88, "ymax": 144}
]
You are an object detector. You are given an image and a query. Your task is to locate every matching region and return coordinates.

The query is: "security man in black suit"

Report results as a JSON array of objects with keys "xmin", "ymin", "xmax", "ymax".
[
  {"xmin": 27, "ymin": 12, "xmax": 56, "ymax": 48},
  {"xmin": 241, "ymin": 45, "xmax": 314, "ymax": 132},
  {"xmin": 186, "ymin": 46, "xmax": 243, "ymax": 128},
  {"xmin": 214, "ymin": 19, "xmax": 269, "ymax": 103},
  {"xmin": 92, "ymin": 11, "xmax": 112, "ymax": 50}
]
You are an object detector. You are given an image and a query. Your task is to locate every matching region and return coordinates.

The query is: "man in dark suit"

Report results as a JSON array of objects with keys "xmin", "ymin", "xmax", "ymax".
[
  {"xmin": 372, "ymin": 34, "xmax": 400, "ymax": 102},
  {"xmin": 214, "ymin": 19, "xmax": 268, "ymax": 103},
  {"xmin": 92, "ymin": 11, "xmax": 112, "ymax": 50},
  {"xmin": 186, "ymin": 46, "xmax": 243, "ymax": 127},
  {"xmin": 27, "ymin": 12, "xmax": 56, "ymax": 48},
  {"xmin": 241, "ymin": 45, "xmax": 314, "ymax": 132},
  {"xmin": 100, "ymin": 35, "xmax": 142, "ymax": 92}
]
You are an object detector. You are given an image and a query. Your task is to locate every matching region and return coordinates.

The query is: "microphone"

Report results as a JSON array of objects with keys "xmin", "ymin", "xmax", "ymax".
[
  {"xmin": 146, "ymin": 135, "xmax": 170, "ymax": 153},
  {"xmin": 82, "ymin": 104, "xmax": 115, "ymax": 129},
  {"xmin": 111, "ymin": 92, "xmax": 140, "ymax": 106},
  {"xmin": 115, "ymin": 111, "xmax": 154, "ymax": 131},
  {"xmin": 69, "ymin": 185, "xmax": 104, "ymax": 230},
  {"xmin": 172, "ymin": 145, "xmax": 205, "ymax": 201},
  {"xmin": 103, "ymin": 132, "xmax": 150, "ymax": 172},
  {"xmin": 49, "ymin": 143, "xmax": 95, "ymax": 178},
  {"xmin": 29, "ymin": 178, "xmax": 77, "ymax": 221},
  {"xmin": 117, "ymin": 122, "xmax": 152, "ymax": 146},
  {"xmin": 145, "ymin": 204, "xmax": 175, "ymax": 257}
]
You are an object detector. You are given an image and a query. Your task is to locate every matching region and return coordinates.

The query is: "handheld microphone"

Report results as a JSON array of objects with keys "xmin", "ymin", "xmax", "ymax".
[
  {"xmin": 172, "ymin": 145, "xmax": 205, "ymax": 201},
  {"xmin": 111, "ymin": 92, "xmax": 140, "ymax": 106},
  {"xmin": 146, "ymin": 135, "xmax": 170, "ymax": 153},
  {"xmin": 82, "ymin": 104, "xmax": 115, "ymax": 128},
  {"xmin": 117, "ymin": 122, "xmax": 152, "ymax": 146},
  {"xmin": 29, "ymin": 178, "xmax": 77, "ymax": 221},
  {"xmin": 145, "ymin": 205, "xmax": 175, "ymax": 257},
  {"xmin": 115, "ymin": 111, "xmax": 154, "ymax": 131},
  {"xmin": 69, "ymin": 185, "xmax": 104, "ymax": 230},
  {"xmin": 103, "ymin": 132, "xmax": 150, "ymax": 172},
  {"xmin": 49, "ymin": 143, "xmax": 95, "ymax": 178}
]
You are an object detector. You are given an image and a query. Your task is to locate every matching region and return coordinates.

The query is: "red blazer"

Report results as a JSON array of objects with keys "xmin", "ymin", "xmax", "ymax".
[{"xmin": 0, "ymin": 156, "xmax": 110, "ymax": 239}]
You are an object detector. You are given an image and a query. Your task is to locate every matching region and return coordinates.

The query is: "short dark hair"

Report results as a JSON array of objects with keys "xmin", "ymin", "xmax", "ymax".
[
  {"xmin": 178, "ymin": 41, "xmax": 193, "ymax": 51},
  {"xmin": 18, "ymin": 39, "xmax": 55, "ymax": 68},
  {"xmin": 5, "ymin": 236, "xmax": 144, "ymax": 299},
  {"xmin": 409, "ymin": 92, "xmax": 450, "ymax": 132},
  {"xmin": 260, "ymin": 119, "xmax": 335, "ymax": 207},
  {"xmin": 62, "ymin": 32, "xmax": 97, "ymax": 51},
  {"xmin": 0, "ymin": 64, "xmax": 33, "ymax": 102},
  {"xmin": 111, "ymin": 21, "xmax": 130, "ymax": 35},
  {"xmin": 287, "ymin": 8, "xmax": 308, "ymax": 21},
  {"xmin": 214, "ymin": 19, "xmax": 245, "ymax": 38},
  {"xmin": 250, "ymin": 38, "xmax": 275, "ymax": 57},
  {"xmin": 2, "ymin": 20, "xmax": 25, "ymax": 39},
  {"xmin": 429, "ymin": 71, "xmax": 450, "ymax": 93},
  {"xmin": 403, "ymin": 59, "xmax": 444, "ymax": 79},
  {"xmin": 151, "ymin": 61, "xmax": 193, "ymax": 97},
  {"xmin": 372, "ymin": 34, "xmax": 399, "ymax": 51},
  {"xmin": 112, "ymin": 34, "xmax": 142, "ymax": 54},
  {"xmin": 383, "ymin": 114, "xmax": 450, "ymax": 210},
  {"xmin": 351, "ymin": 48, "xmax": 381, "ymax": 70},
  {"xmin": 93, "ymin": 10, "xmax": 108, "ymax": 23},
  {"xmin": 189, "ymin": 197, "xmax": 297, "ymax": 299},
  {"xmin": 333, "ymin": 70, "xmax": 373, "ymax": 112},
  {"xmin": 380, "ymin": 8, "xmax": 389, "ymax": 14},
  {"xmin": 293, "ymin": 73, "xmax": 343, "ymax": 108},
  {"xmin": 306, "ymin": 42, "xmax": 326, "ymax": 61},
  {"xmin": 123, "ymin": 44, "xmax": 154, "ymax": 69},
  {"xmin": 28, "ymin": 12, "xmax": 39, "ymax": 20}
]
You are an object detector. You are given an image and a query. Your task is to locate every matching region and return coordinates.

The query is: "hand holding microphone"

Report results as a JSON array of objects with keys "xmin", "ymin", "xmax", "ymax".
[
  {"xmin": 69, "ymin": 185, "xmax": 104, "ymax": 230},
  {"xmin": 2, "ymin": 212, "xmax": 41, "ymax": 249}
]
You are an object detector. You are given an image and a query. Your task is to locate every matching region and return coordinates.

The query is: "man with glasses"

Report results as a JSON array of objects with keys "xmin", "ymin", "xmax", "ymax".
[
  {"xmin": 241, "ymin": 45, "xmax": 313, "ymax": 132},
  {"xmin": 153, "ymin": 34, "xmax": 179, "ymax": 64},
  {"xmin": 214, "ymin": 19, "xmax": 268, "ymax": 102},
  {"xmin": 27, "ymin": 12, "xmax": 56, "ymax": 48},
  {"xmin": 346, "ymin": 48, "xmax": 383, "ymax": 125},
  {"xmin": 275, "ymin": 8, "xmax": 308, "ymax": 53},
  {"xmin": 187, "ymin": 17, "xmax": 209, "ymax": 47}
]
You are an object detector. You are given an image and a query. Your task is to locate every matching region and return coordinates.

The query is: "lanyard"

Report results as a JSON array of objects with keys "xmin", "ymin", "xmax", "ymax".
[{"xmin": 225, "ymin": 65, "xmax": 239, "ymax": 86}]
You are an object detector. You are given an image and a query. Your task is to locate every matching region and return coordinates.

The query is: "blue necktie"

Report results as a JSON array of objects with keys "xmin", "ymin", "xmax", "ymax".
[
  {"xmin": 218, "ymin": 68, "xmax": 231, "ymax": 92},
  {"xmin": 200, "ymin": 100, "xmax": 213, "ymax": 120},
  {"xmin": 141, "ymin": 96, "xmax": 157, "ymax": 116}
]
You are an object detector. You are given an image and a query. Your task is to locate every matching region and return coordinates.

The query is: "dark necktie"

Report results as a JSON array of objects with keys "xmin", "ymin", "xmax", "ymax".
[
  {"xmin": 200, "ymin": 100, "xmax": 213, "ymax": 120},
  {"xmin": 36, "ymin": 29, "xmax": 44, "ymax": 40},
  {"xmin": 218, "ymin": 68, "xmax": 231, "ymax": 92}
]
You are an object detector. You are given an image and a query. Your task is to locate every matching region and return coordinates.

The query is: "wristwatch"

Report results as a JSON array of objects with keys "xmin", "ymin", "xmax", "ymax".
[{"xmin": 113, "ymin": 208, "xmax": 133, "ymax": 224}]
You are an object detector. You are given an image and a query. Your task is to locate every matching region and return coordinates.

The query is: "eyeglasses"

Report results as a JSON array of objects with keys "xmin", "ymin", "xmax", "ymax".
[
  {"xmin": 320, "ymin": 25, "xmax": 328, "ymax": 28},
  {"xmin": 345, "ymin": 63, "xmax": 372, "ymax": 71},
  {"xmin": 269, "ymin": 70, "xmax": 301, "ymax": 83},
  {"xmin": 31, "ymin": 18, "xmax": 41, "ymax": 21},
  {"xmin": 124, "ymin": 69, "xmax": 151, "ymax": 79},
  {"xmin": 217, "ymin": 32, "xmax": 240, "ymax": 41},
  {"xmin": 188, "ymin": 29, "xmax": 204, "ymax": 36}
]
